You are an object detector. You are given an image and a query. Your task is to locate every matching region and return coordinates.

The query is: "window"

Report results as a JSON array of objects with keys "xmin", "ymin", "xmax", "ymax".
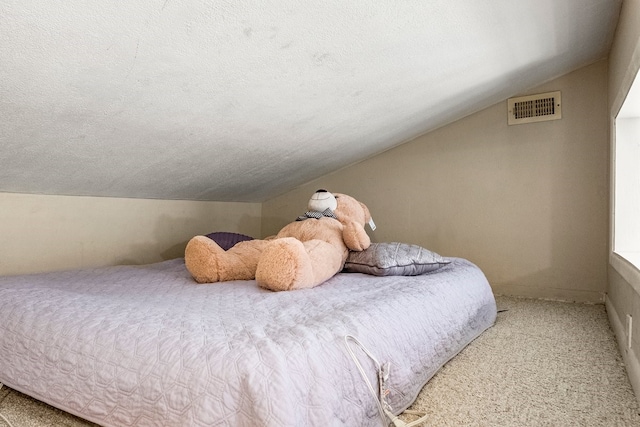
[{"xmin": 614, "ymin": 71, "xmax": 640, "ymax": 268}]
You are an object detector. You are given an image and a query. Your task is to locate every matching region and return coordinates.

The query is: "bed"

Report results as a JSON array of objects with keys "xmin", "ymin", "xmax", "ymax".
[{"xmin": 0, "ymin": 255, "xmax": 496, "ymax": 426}]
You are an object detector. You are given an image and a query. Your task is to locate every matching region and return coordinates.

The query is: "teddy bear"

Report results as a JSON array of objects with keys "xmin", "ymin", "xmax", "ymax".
[{"xmin": 184, "ymin": 190, "xmax": 373, "ymax": 291}]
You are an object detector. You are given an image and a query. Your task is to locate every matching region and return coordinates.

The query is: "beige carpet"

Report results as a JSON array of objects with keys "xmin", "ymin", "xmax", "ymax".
[{"xmin": 1, "ymin": 296, "xmax": 639, "ymax": 426}]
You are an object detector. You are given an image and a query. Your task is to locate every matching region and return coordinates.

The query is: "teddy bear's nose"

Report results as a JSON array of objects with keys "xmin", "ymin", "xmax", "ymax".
[{"xmin": 316, "ymin": 189, "xmax": 328, "ymax": 193}]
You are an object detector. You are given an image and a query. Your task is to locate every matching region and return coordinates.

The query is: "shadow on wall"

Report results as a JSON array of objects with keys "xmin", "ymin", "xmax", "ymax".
[{"xmin": 116, "ymin": 213, "xmax": 260, "ymax": 266}]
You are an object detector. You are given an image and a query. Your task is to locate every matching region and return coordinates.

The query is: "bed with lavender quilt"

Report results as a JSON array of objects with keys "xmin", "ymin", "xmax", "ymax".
[{"xmin": 0, "ymin": 257, "xmax": 496, "ymax": 426}]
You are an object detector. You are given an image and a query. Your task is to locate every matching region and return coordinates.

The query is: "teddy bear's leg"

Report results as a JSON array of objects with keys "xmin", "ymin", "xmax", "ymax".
[
  {"xmin": 299, "ymin": 239, "xmax": 345, "ymax": 288},
  {"xmin": 255, "ymin": 237, "xmax": 344, "ymax": 291},
  {"xmin": 185, "ymin": 236, "xmax": 224, "ymax": 283},
  {"xmin": 185, "ymin": 236, "xmax": 269, "ymax": 283}
]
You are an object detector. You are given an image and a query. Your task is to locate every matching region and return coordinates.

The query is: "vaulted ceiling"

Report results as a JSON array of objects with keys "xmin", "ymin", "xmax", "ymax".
[{"xmin": 0, "ymin": 0, "xmax": 622, "ymax": 202}]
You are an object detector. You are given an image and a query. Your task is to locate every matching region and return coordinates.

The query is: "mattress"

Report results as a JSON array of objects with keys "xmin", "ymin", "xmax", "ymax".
[{"xmin": 0, "ymin": 257, "xmax": 496, "ymax": 426}]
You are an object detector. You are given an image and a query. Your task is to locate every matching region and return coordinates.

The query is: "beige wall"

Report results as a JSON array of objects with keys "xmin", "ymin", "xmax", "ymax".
[
  {"xmin": 0, "ymin": 192, "xmax": 261, "ymax": 276},
  {"xmin": 606, "ymin": 0, "xmax": 640, "ymax": 406},
  {"xmin": 264, "ymin": 60, "xmax": 609, "ymax": 303}
]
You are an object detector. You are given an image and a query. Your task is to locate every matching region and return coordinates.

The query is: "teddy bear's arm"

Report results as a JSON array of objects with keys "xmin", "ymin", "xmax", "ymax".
[{"xmin": 342, "ymin": 221, "xmax": 371, "ymax": 251}]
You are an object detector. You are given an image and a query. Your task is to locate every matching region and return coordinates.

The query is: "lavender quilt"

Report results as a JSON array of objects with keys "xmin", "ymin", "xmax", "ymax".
[{"xmin": 0, "ymin": 257, "xmax": 496, "ymax": 426}]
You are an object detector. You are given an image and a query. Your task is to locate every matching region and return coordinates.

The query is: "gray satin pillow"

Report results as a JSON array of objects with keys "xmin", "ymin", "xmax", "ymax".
[{"xmin": 344, "ymin": 242, "xmax": 451, "ymax": 276}]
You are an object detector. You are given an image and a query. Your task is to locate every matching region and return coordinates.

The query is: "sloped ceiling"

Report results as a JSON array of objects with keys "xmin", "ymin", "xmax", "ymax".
[{"xmin": 0, "ymin": 0, "xmax": 622, "ymax": 202}]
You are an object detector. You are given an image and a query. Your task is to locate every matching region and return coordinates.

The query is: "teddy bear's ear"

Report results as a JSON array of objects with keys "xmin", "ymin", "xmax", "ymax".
[
  {"xmin": 359, "ymin": 201, "xmax": 371, "ymax": 222},
  {"xmin": 359, "ymin": 201, "xmax": 376, "ymax": 230}
]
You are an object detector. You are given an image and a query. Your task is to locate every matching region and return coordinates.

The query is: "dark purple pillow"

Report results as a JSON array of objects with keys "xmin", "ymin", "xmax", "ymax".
[{"xmin": 204, "ymin": 232, "xmax": 254, "ymax": 251}]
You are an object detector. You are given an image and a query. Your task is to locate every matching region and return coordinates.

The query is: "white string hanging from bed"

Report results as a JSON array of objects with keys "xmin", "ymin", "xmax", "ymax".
[{"xmin": 344, "ymin": 335, "xmax": 429, "ymax": 427}]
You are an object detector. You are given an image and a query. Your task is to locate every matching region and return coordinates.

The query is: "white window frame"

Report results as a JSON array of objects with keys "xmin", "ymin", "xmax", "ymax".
[{"xmin": 613, "ymin": 71, "xmax": 640, "ymax": 269}]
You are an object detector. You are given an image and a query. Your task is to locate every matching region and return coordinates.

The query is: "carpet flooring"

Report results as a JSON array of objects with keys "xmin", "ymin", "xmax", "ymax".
[{"xmin": 1, "ymin": 295, "xmax": 639, "ymax": 426}]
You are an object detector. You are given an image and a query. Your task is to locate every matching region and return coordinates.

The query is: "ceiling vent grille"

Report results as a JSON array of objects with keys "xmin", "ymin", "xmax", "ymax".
[{"xmin": 507, "ymin": 91, "xmax": 561, "ymax": 125}]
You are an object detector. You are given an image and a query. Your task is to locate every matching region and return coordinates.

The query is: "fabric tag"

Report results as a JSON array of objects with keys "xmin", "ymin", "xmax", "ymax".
[{"xmin": 368, "ymin": 218, "xmax": 377, "ymax": 231}]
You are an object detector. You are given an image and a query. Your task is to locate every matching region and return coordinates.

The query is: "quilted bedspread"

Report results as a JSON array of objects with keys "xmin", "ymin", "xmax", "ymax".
[{"xmin": 0, "ymin": 257, "xmax": 496, "ymax": 426}]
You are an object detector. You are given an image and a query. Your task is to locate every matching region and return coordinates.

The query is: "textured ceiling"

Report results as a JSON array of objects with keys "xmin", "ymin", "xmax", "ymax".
[{"xmin": 0, "ymin": 0, "xmax": 622, "ymax": 202}]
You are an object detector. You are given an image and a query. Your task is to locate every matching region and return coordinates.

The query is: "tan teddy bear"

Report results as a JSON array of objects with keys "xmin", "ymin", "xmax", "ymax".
[{"xmin": 184, "ymin": 190, "xmax": 373, "ymax": 291}]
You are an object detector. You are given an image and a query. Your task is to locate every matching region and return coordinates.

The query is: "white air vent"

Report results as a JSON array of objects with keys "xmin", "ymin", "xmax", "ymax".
[{"xmin": 507, "ymin": 91, "xmax": 561, "ymax": 125}]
